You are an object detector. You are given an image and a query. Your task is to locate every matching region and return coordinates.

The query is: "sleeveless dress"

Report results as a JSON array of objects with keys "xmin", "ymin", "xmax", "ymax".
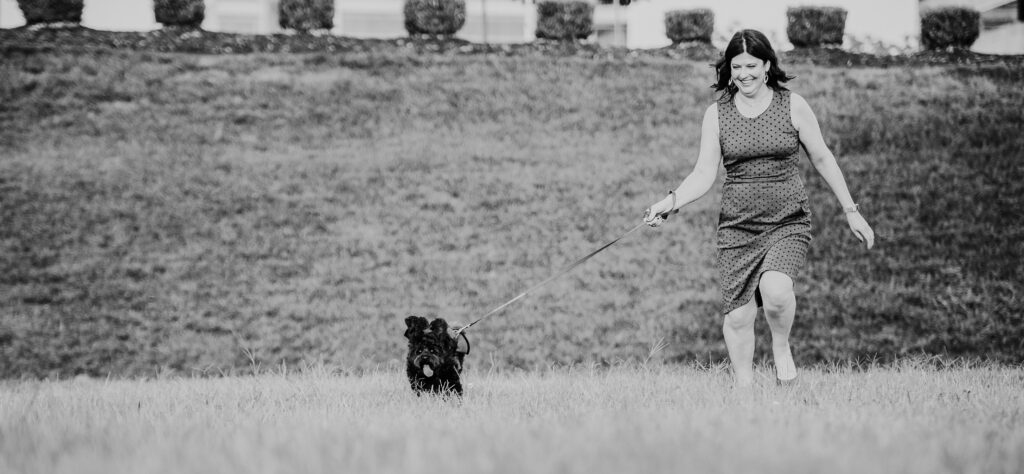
[{"xmin": 716, "ymin": 89, "xmax": 812, "ymax": 315}]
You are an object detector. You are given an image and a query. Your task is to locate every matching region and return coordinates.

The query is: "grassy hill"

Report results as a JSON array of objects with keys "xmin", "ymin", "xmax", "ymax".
[{"xmin": 1, "ymin": 44, "xmax": 1022, "ymax": 378}]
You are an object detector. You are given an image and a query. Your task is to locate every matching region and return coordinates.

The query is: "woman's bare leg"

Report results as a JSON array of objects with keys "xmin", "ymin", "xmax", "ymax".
[
  {"xmin": 722, "ymin": 297, "xmax": 759, "ymax": 387},
  {"xmin": 759, "ymin": 271, "xmax": 797, "ymax": 381}
]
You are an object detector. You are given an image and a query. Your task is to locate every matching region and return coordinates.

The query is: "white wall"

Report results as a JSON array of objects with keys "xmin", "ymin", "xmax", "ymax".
[
  {"xmin": 83, "ymin": 0, "xmax": 160, "ymax": 31},
  {"xmin": 0, "ymin": 0, "xmax": 266, "ymax": 32},
  {"xmin": 337, "ymin": 0, "xmax": 536, "ymax": 43},
  {"xmin": 204, "ymin": 0, "xmax": 279, "ymax": 34},
  {"xmin": 1, "ymin": 0, "xmax": 26, "ymax": 28},
  {"xmin": 1, "ymin": 0, "xmax": 161, "ymax": 30},
  {"xmin": 1, "ymin": 0, "xmax": 920, "ymax": 52},
  {"xmin": 461, "ymin": 0, "xmax": 536, "ymax": 44},
  {"xmin": 615, "ymin": 0, "xmax": 921, "ymax": 51},
  {"xmin": 336, "ymin": 0, "xmax": 405, "ymax": 38}
]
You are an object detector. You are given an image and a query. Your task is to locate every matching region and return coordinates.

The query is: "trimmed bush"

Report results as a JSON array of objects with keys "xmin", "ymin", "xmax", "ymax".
[
  {"xmin": 535, "ymin": 0, "xmax": 594, "ymax": 41},
  {"xmin": 16, "ymin": 0, "xmax": 83, "ymax": 25},
  {"xmin": 403, "ymin": 0, "xmax": 466, "ymax": 36},
  {"xmin": 664, "ymin": 9, "xmax": 714, "ymax": 44},
  {"xmin": 279, "ymin": 0, "xmax": 334, "ymax": 32},
  {"xmin": 921, "ymin": 7, "xmax": 980, "ymax": 50},
  {"xmin": 786, "ymin": 6, "xmax": 847, "ymax": 48},
  {"xmin": 154, "ymin": 0, "xmax": 205, "ymax": 29}
]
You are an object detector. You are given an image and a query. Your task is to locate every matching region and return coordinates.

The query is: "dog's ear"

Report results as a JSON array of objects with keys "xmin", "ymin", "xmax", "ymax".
[
  {"xmin": 404, "ymin": 315, "xmax": 428, "ymax": 339},
  {"xmin": 429, "ymin": 318, "xmax": 449, "ymax": 334}
]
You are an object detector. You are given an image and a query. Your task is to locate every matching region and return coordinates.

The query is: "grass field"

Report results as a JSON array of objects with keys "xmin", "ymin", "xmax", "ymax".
[
  {"xmin": 2, "ymin": 33, "xmax": 1023, "ymax": 474},
  {"xmin": 1, "ymin": 362, "xmax": 1022, "ymax": 474},
  {"xmin": 1, "ymin": 46, "xmax": 1023, "ymax": 377}
]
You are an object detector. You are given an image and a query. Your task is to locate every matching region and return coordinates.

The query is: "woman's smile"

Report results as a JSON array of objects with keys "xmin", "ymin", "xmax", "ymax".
[{"xmin": 731, "ymin": 52, "xmax": 769, "ymax": 94}]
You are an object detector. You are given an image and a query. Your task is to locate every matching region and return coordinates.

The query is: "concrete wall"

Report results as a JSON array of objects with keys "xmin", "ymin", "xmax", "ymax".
[
  {"xmin": 604, "ymin": 0, "xmax": 920, "ymax": 51},
  {"xmin": 336, "ymin": 0, "xmax": 405, "ymax": 38},
  {"xmin": 84, "ymin": 0, "xmax": 161, "ymax": 31},
  {"xmin": 0, "ymin": 0, "xmax": 280, "ymax": 32},
  {"xmin": 2, "ymin": 0, "xmax": 160, "ymax": 30},
  {"xmin": 461, "ymin": 0, "xmax": 537, "ymax": 44},
  {"xmin": 0, "ymin": 0, "xmax": 536, "ymax": 42},
  {"xmin": 2, "ymin": 0, "xmax": 27, "ymax": 28},
  {"xmin": 0, "ymin": 0, "xmax": 921, "ymax": 52},
  {"xmin": 203, "ymin": 0, "xmax": 279, "ymax": 34}
]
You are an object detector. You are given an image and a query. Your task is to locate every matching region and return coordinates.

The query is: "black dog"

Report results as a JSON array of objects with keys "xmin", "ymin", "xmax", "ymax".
[{"xmin": 404, "ymin": 315, "xmax": 469, "ymax": 396}]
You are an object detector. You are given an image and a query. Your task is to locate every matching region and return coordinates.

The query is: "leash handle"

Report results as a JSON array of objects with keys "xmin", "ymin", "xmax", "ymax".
[
  {"xmin": 455, "ymin": 220, "xmax": 647, "ymax": 336},
  {"xmin": 647, "ymin": 190, "xmax": 679, "ymax": 222}
]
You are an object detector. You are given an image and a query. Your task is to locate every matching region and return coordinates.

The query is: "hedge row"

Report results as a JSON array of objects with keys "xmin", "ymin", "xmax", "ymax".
[
  {"xmin": 786, "ymin": 6, "xmax": 847, "ymax": 48},
  {"xmin": 404, "ymin": 0, "xmax": 466, "ymax": 36},
  {"xmin": 16, "ymin": 0, "xmax": 82, "ymax": 25},
  {"xmin": 921, "ymin": 7, "xmax": 981, "ymax": 50},
  {"xmin": 13, "ymin": 1, "xmax": 982, "ymax": 49},
  {"xmin": 665, "ymin": 9, "xmax": 713, "ymax": 44},
  {"xmin": 535, "ymin": 1, "xmax": 593, "ymax": 41},
  {"xmin": 278, "ymin": 0, "xmax": 333, "ymax": 32},
  {"xmin": 154, "ymin": 0, "xmax": 204, "ymax": 29}
]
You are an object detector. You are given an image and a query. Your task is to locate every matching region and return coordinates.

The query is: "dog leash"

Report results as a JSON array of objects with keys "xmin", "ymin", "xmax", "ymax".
[{"xmin": 454, "ymin": 206, "xmax": 676, "ymax": 337}]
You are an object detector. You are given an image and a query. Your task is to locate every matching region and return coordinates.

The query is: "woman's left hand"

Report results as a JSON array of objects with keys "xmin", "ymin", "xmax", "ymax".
[{"xmin": 846, "ymin": 212, "xmax": 875, "ymax": 249}]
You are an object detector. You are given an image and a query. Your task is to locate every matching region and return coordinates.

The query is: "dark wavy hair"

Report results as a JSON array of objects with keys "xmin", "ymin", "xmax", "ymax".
[{"xmin": 712, "ymin": 29, "xmax": 794, "ymax": 96}]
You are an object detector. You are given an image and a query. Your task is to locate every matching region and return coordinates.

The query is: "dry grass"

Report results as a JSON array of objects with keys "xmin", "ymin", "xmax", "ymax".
[{"xmin": 1, "ymin": 361, "xmax": 1022, "ymax": 474}]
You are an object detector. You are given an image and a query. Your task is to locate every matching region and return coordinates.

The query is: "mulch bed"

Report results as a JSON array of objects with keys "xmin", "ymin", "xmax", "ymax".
[{"xmin": 2, "ymin": 24, "xmax": 1023, "ymax": 68}]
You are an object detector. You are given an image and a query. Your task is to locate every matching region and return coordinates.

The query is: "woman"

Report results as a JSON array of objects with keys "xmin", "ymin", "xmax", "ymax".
[{"xmin": 644, "ymin": 29, "xmax": 874, "ymax": 387}]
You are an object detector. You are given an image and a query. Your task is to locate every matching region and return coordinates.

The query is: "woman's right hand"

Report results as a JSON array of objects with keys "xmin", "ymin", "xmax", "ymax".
[{"xmin": 644, "ymin": 197, "xmax": 673, "ymax": 227}]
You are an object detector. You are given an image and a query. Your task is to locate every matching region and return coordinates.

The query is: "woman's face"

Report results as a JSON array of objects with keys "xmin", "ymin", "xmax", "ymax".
[{"xmin": 730, "ymin": 52, "xmax": 770, "ymax": 96}]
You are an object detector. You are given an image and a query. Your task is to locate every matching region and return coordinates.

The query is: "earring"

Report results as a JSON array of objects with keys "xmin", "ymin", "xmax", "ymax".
[{"xmin": 763, "ymin": 73, "xmax": 769, "ymax": 84}]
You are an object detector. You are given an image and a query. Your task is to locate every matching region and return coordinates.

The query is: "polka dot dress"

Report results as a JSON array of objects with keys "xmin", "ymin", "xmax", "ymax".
[{"xmin": 716, "ymin": 89, "xmax": 812, "ymax": 315}]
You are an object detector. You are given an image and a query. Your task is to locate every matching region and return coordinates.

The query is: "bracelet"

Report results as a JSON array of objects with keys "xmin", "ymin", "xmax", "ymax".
[
  {"xmin": 843, "ymin": 203, "xmax": 860, "ymax": 214},
  {"xmin": 667, "ymin": 190, "xmax": 676, "ymax": 214}
]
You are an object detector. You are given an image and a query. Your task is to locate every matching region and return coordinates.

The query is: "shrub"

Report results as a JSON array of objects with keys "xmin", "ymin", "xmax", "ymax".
[
  {"xmin": 154, "ymin": 0, "xmax": 205, "ymax": 29},
  {"xmin": 535, "ymin": 0, "xmax": 594, "ymax": 41},
  {"xmin": 279, "ymin": 0, "xmax": 334, "ymax": 32},
  {"xmin": 786, "ymin": 6, "xmax": 847, "ymax": 48},
  {"xmin": 664, "ymin": 9, "xmax": 714, "ymax": 44},
  {"xmin": 15, "ymin": 0, "xmax": 83, "ymax": 25},
  {"xmin": 403, "ymin": 0, "xmax": 466, "ymax": 36},
  {"xmin": 921, "ymin": 7, "xmax": 980, "ymax": 50}
]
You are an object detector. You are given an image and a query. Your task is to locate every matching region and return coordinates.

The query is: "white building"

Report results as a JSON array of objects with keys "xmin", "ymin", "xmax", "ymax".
[{"xmin": 0, "ymin": 0, "xmax": 1019, "ymax": 53}]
